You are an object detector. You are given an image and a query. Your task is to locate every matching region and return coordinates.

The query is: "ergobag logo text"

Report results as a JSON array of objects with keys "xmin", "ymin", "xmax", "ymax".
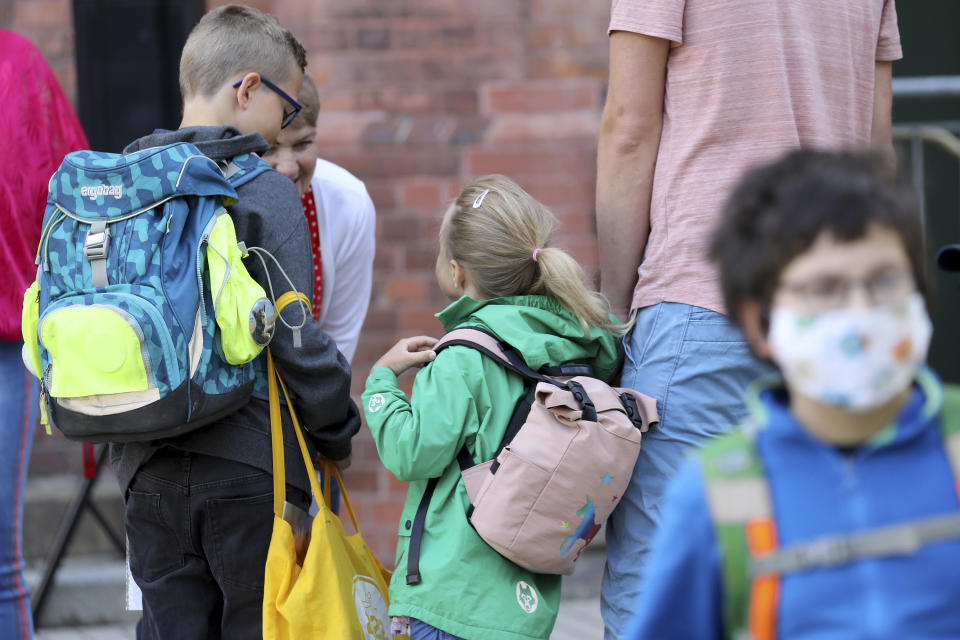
[
  {"xmin": 21, "ymin": 142, "xmax": 276, "ymax": 442},
  {"xmin": 79, "ymin": 184, "xmax": 123, "ymax": 200}
]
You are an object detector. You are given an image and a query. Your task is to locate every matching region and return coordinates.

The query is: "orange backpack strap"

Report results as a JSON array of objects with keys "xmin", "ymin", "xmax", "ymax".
[
  {"xmin": 700, "ymin": 425, "xmax": 780, "ymax": 640},
  {"xmin": 744, "ymin": 517, "xmax": 780, "ymax": 640}
]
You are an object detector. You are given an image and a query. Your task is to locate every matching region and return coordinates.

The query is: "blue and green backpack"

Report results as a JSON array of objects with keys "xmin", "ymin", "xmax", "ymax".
[{"xmin": 21, "ymin": 142, "xmax": 278, "ymax": 442}]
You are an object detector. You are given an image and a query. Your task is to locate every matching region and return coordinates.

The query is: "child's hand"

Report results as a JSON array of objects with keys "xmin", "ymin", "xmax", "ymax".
[{"xmin": 374, "ymin": 336, "xmax": 439, "ymax": 376}]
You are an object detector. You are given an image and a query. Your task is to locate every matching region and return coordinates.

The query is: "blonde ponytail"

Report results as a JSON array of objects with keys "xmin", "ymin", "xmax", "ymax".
[
  {"xmin": 529, "ymin": 247, "xmax": 621, "ymax": 334},
  {"xmin": 442, "ymin": 174, "xmax": 623, "ymax": 335}
]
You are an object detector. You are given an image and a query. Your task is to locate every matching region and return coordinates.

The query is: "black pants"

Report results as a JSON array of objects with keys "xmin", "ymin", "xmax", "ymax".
[{"xmin": 125, "ymin": 449, "xmax": 309, "ymax": 640}]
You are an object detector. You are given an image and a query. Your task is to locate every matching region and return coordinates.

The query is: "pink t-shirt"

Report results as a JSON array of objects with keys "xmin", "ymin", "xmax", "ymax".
[{"xmin": 609, "ymin": 0, "xmax": 902, "ymax": 314}]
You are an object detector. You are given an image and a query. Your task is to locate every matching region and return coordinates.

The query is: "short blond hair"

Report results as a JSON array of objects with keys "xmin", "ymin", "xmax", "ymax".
[
  {"xmin": 297, "ymin": 74, "xmax": 321, "ymax": 127},
  {"xmin": 179, "ymin": 5, "xmax": 307, "ymax": 100},
  {"xmin": 443, "ymin": 175, "xmax": 621, "ymax": 334}
]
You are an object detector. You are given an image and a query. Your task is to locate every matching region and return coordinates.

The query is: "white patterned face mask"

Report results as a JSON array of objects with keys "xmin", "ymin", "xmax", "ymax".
[{"xmin": 768, "ymin": 292, "xmax": 932, "ymax": 412}]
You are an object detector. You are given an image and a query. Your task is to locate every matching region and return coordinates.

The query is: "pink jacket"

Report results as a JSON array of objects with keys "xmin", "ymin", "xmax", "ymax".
[{"xmin": 0, "ymin": 31, "xmax": 87, "ymax": 341}]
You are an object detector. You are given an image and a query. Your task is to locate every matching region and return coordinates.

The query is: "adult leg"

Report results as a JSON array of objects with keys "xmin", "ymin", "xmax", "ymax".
[
  {"xmin": 0, "ymin": 341, "xmax": 37, "ymax": 640},
  {"xmin": 601, "ymin": 303, "xmax": 773, "ymax": 638}
]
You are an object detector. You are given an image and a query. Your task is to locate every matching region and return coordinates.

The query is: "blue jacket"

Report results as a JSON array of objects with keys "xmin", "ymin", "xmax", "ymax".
[{"xmin": 626, "ymin": 370, "xmax": 960, "ymax": 639}]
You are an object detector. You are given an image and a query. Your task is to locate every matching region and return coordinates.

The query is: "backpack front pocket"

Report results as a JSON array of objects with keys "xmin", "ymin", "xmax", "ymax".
[
  {"xmin": 204, "ymin": 212, "xmax": 274, "ymax": 365},
  {"xmin": 21, "ymin": 280, "xmax": 42, "ymax": 377},
  {"xmin": 39, "ymin": 293, "xmax": 178, "ymax": 400}
]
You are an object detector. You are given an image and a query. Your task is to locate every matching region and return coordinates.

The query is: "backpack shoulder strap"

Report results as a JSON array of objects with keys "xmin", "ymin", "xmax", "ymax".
[
  {"xmin": 437, "ymin": 326, "xmax": 595, "ymax": 378},
  {"xmin": 220, "ymin": 153, "xmax": 272, "ymax": 190},
  {"xmin": 435, "ymin": 327, "xmax": 549, "ymax": 384},
  {"xmin": 699, "ymin": 426, "xmax": 779, "ymax": 640},
  {"xmin": 435, "ymin": 326, "xmax": 554, "ymax": 468}
]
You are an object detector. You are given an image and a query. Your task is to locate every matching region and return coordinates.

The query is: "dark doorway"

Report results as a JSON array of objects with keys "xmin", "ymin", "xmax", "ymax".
[
  {"xmin": 894, "ymin": 5, "xmax": 960, "ymax": 384},
  {"xmin": 73, "ymin": 0, "xmax": 204, "ymax": 152}
]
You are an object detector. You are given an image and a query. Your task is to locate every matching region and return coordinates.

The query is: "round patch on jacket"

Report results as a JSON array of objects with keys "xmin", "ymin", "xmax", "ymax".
[
  {"xmin": 367, "ymin": 393, "xmax": 386, "ymax": 413},
  {"xmin": 516, "ymin": 581, "xmax": 539, "ymax": 614}
]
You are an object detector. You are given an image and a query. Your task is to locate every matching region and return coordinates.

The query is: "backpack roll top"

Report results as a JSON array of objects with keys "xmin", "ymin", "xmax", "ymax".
[
  {"xmin": 27, "ymin": 143, "xmax": 271, "ymax": 442},
  {"xmin": 418, "ymin": 327, "xmax": 658, "ymax": 577}
]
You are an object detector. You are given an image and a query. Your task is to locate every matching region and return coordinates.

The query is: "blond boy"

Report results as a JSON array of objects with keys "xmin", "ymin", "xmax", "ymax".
[{"xmin": 113, "ymin": 7, "xmax": 358, "ymax": 639}]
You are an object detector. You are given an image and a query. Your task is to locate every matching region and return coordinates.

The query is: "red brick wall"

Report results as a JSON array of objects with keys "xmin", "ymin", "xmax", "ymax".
[
  {"xmin": 5, "ymin": 0, "xmax": 78, "ymax": 105},
  {"xmin": 278, "ymin": 0, "xmax": 611, "ymax": 563},
  {"xmin": 15, "ymin": 0, "xmax": 613, "ymax": 566}
]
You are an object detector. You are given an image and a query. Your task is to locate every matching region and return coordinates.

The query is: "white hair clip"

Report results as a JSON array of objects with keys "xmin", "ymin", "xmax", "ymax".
[{"xmin": 472, "ymin": 188, "xmax": 490, "ymax": 208}]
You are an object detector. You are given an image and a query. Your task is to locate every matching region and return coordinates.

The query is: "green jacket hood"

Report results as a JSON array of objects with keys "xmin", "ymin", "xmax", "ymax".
[{"xmin": 436, "ymin": 295, "xmax": 621, "ymax": 381}]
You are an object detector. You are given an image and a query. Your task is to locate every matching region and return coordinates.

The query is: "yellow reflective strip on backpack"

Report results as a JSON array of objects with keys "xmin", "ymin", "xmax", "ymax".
[
  {"xmin": 39, "ymin": 306, "xmax": 150, "ymax": 397},
  {"xmin": 21, "ymin": 281, "xmax": 42, "ymax": 378},
  {"xmin": 275, "ymin": 291, "xmax": 311, "ymax": 315},
  {"xmin": 41, "ymin": 212, "xmax": 66, "ymax": 270}
]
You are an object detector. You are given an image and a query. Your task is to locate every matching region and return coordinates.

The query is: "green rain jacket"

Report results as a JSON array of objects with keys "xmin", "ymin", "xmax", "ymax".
[{"xmin": 362, "ymin": 295, "xmax": 620, "ymax": 640}]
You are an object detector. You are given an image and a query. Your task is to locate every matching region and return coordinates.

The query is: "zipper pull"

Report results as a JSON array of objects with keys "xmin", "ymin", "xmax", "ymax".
[
  {"xmin": 38, "ymin": 380, "xmax": 51, "ymax": 434},
  {"xmin": 39, "ymin": 399, "xmax": 50, "ymax": 434}
]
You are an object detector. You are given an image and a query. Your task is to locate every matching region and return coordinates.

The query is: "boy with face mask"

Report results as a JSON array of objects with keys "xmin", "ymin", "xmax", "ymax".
[{"xmin": 624, "ymin": 150, "xmax": 960, "ymax": 639}]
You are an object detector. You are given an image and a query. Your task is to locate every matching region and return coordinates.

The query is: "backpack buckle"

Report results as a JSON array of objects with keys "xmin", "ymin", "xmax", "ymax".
[
  {"xmin": 620, "ymin": 393, "xmax": 646, "ymax": 430},
  {"xmin": 83, "ymin": 227, "xmax": 111, "ymax": 260},
  {"xmin": 84, "ymin": 221, "xmax": 111, "ymax": 287},
  {"xmin": 566, "ymin": 380, "xmax": 597, "ymax": 422}
]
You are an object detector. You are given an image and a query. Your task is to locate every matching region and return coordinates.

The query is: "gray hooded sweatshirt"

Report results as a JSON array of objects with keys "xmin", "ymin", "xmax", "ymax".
[{"xmin": 110, "ymin": 126, "xmax": 359, "ymax": 494}]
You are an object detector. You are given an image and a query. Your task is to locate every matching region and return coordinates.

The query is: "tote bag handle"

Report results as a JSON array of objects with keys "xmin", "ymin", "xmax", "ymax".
[{"xmin": 268, "ymin": 348, "xmax": 363, "ymax": 534}]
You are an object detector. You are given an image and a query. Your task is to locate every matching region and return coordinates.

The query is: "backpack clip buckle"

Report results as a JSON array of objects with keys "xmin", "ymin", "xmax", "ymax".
[
  {"xmin": 620, "ymin": 392, "xmax": 646, "ymax": 431},
  {"xmin": 83, "ymin": 226, "xmax": 111, "ymax": 260},
  {"xmin": 84, "ymin": 221, "xmax": 111, "ymax": 287},
  {"xmin": 566, "ymin": 380, "xmax": 597, "ymax": 422}
]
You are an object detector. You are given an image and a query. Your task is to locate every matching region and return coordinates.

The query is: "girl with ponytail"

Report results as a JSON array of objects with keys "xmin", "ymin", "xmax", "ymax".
[{"xmin": 362, "ymin": 175, "xmax": 621, "ymax": 640}]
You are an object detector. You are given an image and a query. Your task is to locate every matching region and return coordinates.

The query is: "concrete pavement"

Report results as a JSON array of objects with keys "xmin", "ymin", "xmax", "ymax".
[
  {"xmin": 29, "ymin": 535, "xmax": 609, "ymax": 638},
  {"xmin": 35, "ymin": 598, "xmax": 603, "ymax": 640}
]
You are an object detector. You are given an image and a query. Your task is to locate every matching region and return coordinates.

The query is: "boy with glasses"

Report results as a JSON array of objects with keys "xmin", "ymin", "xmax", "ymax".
[
  {"xmin": 114, "ymin": 7, "xmax": 358, "ymax": 639},
  {"xmin": 624, "ymin": 150, "xmax": 960, "ymax": 639}
]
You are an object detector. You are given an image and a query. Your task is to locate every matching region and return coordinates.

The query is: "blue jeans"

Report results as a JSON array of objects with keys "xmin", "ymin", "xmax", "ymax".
[
  {"xmin": 601, "ymin": 303, "xmax": 773, "ymax": 638},
  {"xmin": 410, "ymin": 618, "xmax": 465, "ymax": 640},
  {"xmin": 0, "ymin": 341, "xmax": 37, "ymax": 640}
]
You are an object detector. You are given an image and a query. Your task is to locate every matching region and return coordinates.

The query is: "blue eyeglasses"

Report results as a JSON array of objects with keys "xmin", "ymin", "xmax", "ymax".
[{"xmin": 232, "ymin": 76, "xmax": 302, "ymax": 129}]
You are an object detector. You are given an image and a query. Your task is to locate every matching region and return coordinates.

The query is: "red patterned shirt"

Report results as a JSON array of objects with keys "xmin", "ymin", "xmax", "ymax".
[{"xmin": 301, "ymin": 186, "xmax": 322, "ymax": 319}]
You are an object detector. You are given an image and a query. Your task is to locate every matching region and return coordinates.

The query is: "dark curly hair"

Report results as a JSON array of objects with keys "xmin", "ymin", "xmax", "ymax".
[{"xmin": 710, "ymin": 149, "xmax": 926, "ymax": 328}]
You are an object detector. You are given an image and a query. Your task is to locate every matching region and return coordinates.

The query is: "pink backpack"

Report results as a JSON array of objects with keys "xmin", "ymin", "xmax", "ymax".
[{"xmin": 405, "ymin": 327, "xmax": 658, "ymax": 584}]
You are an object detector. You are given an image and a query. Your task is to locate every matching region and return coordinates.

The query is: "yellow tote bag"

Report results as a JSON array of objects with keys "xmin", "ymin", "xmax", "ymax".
[{"xmin": 263, "ymin": 348, "xmax": 392, "ymax": 640}]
